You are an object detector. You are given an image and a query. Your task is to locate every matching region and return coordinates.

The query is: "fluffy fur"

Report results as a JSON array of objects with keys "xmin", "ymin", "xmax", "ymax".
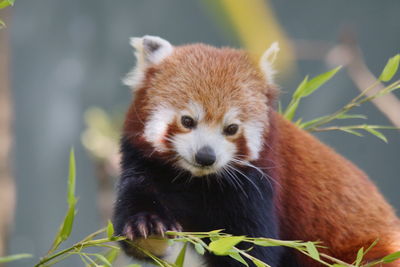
[{"xmin": 114, "ymin": 36, "xmax": 400, "ymax": 267}]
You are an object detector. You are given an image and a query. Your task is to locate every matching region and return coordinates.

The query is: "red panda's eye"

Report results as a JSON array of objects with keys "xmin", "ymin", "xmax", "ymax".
[
  {"xmin": 224, "ymin": 124, "xmax": 239, "ymax": 136},
  {"xmin": 181, "ymin": 116, "xmax": 196, "ymax": 129}
]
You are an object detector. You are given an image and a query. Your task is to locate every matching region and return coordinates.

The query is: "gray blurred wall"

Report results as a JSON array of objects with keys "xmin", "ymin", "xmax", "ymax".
[{"xmin": 8, "ymin": 0, "xmax": 399, "ymax": 266}]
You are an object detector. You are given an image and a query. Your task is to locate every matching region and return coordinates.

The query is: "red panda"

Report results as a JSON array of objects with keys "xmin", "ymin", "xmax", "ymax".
[{"xmin": 113, "ymin": 35, "xmax": 400, "ymax": 267}]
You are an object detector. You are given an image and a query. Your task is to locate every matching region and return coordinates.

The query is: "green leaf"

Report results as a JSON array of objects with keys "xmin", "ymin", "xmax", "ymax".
[
  {"xmin": 107, "ymin": 220, "xmax": 114, "ymax": 239},
  {"xmin": 194, "ymin": 243, "xmax": 205, "ymax": 255},
  {"xmin": 0, "ymin": 20, "xmax": 5, "ymax": 29},
  {"xmin": 104, "ymin": 248, "xmax": 120, "ymax": 264},
  {"xmin": 60, "ymin": 205, "xmax": 75, "ymax": 240},
  {"xmin": 174, "ymin": 243, "xmax": 188, "ymax": 267},
  {"xmin": 293, "ymin": 66, "xmax": 341, "ymax": 100},
  {"xmin": 93, "ymin": 254, "xmax": 112, "ymax": 267},
  {"xmin": 253, "ymin": 240, "xmax": 277, "ymax": 247},
  {"xmin": 340, "ymin": 128, "xmax": 364, "ymax": 137},
  {"xmin": 252, "ymin": 258, "xmax": 269, "ymax": 267},
  {"xmin": 305, "ymin": 242, "xmax": 320, "ymax": 261},
  {"xmin": 0, "ymin": 1, "xmax": 11, "ymax": 9},
  {"xmin": 229, "ymin": 252, "xmax": 249, "ymax": 266},
  {"xmin": 124, "ymin": 264, "xmax": 142, "ymax": 267},
  {"xmin": 292, "ymin": 75, "xmax": 309, "ymax": 99},
  {"xmin": 364, "ymin": 127, "xmax": 388, "ymax": 143},
  {"xmin": 295, "ymin": 118, "xmax": 303, "ymax": 126},
  {"xmin": 300, "ymin": 116, "xmax": 329, "ymax": 129},
  {"xmin": 355, "ymin": 247, "xmax": 364, "ymax": 266},
  {"xmin": 336, "ymin": 114, "xmax": 367, "ymax": 120},
  {"xmin": 382, "ymin": 251, "xmax": 400, "ymax": 263},
  {"xmin": 209, "ymin": 236, "xmax": 245, "ymax": 255},
  {"xmin": 283, "ymin": 98, "xmax": 300, "ymax": 121},
  {"xmin": 0, "ymin": 254, "xmax": 32, "ymax": 263},
  {"xmin": 68, "ymin": 148, "xmax": 76, "ymax": 207},
  {"xmin": 301, "ymin": 66, "xmax": 341, "ymax": 98},
  {"xmin": 379, "ymin": 54, "xmax": 400, "ymax": 82}
]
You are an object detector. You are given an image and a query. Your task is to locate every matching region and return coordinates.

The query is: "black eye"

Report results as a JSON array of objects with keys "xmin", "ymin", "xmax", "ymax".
[
  {"xmin": 224, "ymin": 124, "xmax": 239, "ymax": 136},
  {"xmin": 181, "ymin": 116, "xmax": 196, "ymax": 129}
]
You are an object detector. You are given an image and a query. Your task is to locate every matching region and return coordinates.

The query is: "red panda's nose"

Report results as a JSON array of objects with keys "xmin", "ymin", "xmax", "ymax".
[{"xmin": 195, "ymin": 146, "xmax": 216, "ymax": 167}]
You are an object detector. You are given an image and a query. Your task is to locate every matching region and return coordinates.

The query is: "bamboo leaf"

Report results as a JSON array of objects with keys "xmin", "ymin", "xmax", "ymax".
[
  {"xmin": 292, "ymin": 75, "xmax": 309, "ymax": 99},
  {"xmin": 253, "ymin": 240, "xmax": 277, "ymax": 247},
  {"xmin": 107, "ymin": 220, "xmax": 114, "ymax": 239},
  {"xmin": 382, "ymin": 251, "xmax": 400, "ymax": 263},
  {"xmin": 174, "ymin": 243, "xmax": 188, "ymax": 267},
  {"xmin": 68, "ymin": 148, "xmax": 76, "ymax": 207},
  {"xmin": 302, "ymin": 66, "xmax": 341, "ymax": 97},
  {"xmin": 252, "ymin": 258, "xmax": 269, "ymax": 267},
  {"xmin": 104, "ymin": 248, "xmax": 120, "ymax": 263},
  {"xmin": 336, "ymin": 114, "xmax": 367, "ymax": 120},
  {"xmin": 300, "ymin": 116, "xmax": 329, "ymax": 129},
  {"xmin": 294, "ymin": 67, "xmax": 341, "ymax": 100},
  {"xmin": 93, "ymin": 254, "xmax": 112, "ymax": 267},
  {"xmin": 364, "ymin": 127, "xmax": 388, "ymax": 143},
  {"xmin": 60, "ymin": 205, "xmax": 75, "ymax": 240},
  {"xmin": 0, "ymin": 254, "xmax": 32, "ymax": 263},
  {"xmin": 283, "ymin": 98, "xmax": 300, "ymax": 121},
  {"xmin": 194, "ymin": 243, "xmax": 205, "ymax": 255},
  {"xmin": 305, "ymin": 242, "xmax": 320, "ymax": 261},
  {"xmin": 229, "ymin": 252, "xmax": 249, "ymax": 266},
  {"xmin": 0, "ymin": 1, "xmax": 12, "ymax": 9},
  {"xmin": 355, "ymin": 247, "xmax": 364, "ymax": 266},
  {"xmin": 379, "ymin": 54, "xmax": 400, "ymax": 82},
  {"xmin": 209, "ymin": 236, "xmax": 245, "ymax": 255},
  {"xmin": 340, "ymin": 128, "xmax": 364, "ymax": 137}
]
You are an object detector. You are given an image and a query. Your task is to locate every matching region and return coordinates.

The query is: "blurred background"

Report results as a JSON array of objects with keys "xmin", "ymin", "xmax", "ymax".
[{"xmin": 0, "ymin": 0, "xmax": 399, "ymax": 266}]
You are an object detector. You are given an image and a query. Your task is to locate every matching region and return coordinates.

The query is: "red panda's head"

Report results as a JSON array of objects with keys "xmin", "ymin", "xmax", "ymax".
[{"xmin": 123, "ymin": 36, "xmax": 279, "ymax": 177}]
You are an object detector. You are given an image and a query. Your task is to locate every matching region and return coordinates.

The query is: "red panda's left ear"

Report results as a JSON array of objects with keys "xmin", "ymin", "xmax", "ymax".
[
  {"xmin": 123, "ymin": 35, "xmax": 174, "ymax": 89},
  {"xmin": 259, "ymin": 42, "xmax": 280, "ymax": 85}
]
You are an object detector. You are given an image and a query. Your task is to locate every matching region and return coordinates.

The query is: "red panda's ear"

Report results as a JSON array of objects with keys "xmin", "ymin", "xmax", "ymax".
[
  {"xmin": 259, "ymin": 42, "xmax": 280, "ymax": 85},
  {"xmin": 123, "ymin": 35, "xmax": 174, "ymax": 89}
]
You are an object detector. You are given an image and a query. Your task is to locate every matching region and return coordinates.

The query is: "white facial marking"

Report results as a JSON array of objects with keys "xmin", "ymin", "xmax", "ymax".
[
  {"xmin": 259, "ymin": 41, "xmax": 279, "ymax": 84},
  {"xmin": 182, "ymin": 101, "xmax": 205, "ymax": 121},
  {"xmin": 143, "ymin": 106, "xmax": 175, "ymax": 152},
  {"xmin": 243, "ymin": 120, "xmax": 265, "ymax": 160},
  {"xmin": 123, "ymin": 35, "xmax": 173, "ymax": 89},
  {"xmin": 223, "ymin": 108, "xmax": 241, "ymax": 126}
]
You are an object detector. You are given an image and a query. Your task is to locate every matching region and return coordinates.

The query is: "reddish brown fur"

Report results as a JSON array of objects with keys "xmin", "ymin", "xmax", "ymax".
[
  {"xmin": 124, "ymin": 44, "xmax": 274, "ymax": 160},
  {"xmin": 266, "ymin": 111, "xmax": 400, "ymax": 266},
  {"xmin": 124, "ymin": 42, "xmax": 400, "ymax": 265}
]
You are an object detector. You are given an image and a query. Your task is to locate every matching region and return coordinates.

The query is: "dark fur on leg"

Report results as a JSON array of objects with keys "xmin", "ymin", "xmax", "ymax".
[{"xmin": 113, "ymin": 137, "xmax": 289, "ymax": 266}]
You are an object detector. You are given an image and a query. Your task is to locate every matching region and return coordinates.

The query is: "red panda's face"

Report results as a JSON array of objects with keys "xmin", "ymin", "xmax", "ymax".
[{"xmin": 123, "ymin": 36, "xmax": 279, "ymax": 177}]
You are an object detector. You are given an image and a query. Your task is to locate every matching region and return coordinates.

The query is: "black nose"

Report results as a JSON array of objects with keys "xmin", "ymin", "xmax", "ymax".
[{"xmin": 195, "ymin": 146, "xmax": 216, "ymax": 166}]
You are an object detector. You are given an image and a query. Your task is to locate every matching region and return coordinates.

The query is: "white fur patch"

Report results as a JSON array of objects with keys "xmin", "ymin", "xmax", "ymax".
[
  {"xmin": 243, "ymin": 120, "xmax": 265, "ymax": 160},
  {"xmin": 123, "ymin": 35, "xmax": 174, "ymax": 89},
  {"xmin": 223, "ymin": 108, "xmax": 241, "ymax": 126},
  {"xmin": 259, "ymin": 42, "xmax": 280, "ymax": 84},
  {"xmin": 143, "ymin": 106, "xmax": 175, "ymax": 152},
  {"xmin": 183, "ymin": 101, "xmax": 205, "ymax": 121}
]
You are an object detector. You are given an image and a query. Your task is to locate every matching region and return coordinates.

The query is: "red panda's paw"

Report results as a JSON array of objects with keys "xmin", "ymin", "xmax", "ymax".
[{"xmin": 123, "ymin": 212, "xmax": 182, "ymax": 240}]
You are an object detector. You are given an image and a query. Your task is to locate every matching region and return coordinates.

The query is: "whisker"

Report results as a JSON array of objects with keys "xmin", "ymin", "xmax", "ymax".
[{"xmin": 227, "ymin": 164, "xmax": 263, "ymax": 198}]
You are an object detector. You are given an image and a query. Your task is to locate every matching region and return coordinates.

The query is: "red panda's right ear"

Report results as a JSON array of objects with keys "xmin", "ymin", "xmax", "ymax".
[
  {"xmin": 259, "ymin": 42, "xmax": 280, "ymax": 85},
  {"xmin": 123, "ymin": 35, "xmax": 174, "ymax": 89}
]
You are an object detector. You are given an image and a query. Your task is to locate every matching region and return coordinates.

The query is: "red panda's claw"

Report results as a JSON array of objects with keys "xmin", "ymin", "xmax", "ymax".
[{"xmin": 123, "ymin": 212, "xmax": 181, "ymax": 240}]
